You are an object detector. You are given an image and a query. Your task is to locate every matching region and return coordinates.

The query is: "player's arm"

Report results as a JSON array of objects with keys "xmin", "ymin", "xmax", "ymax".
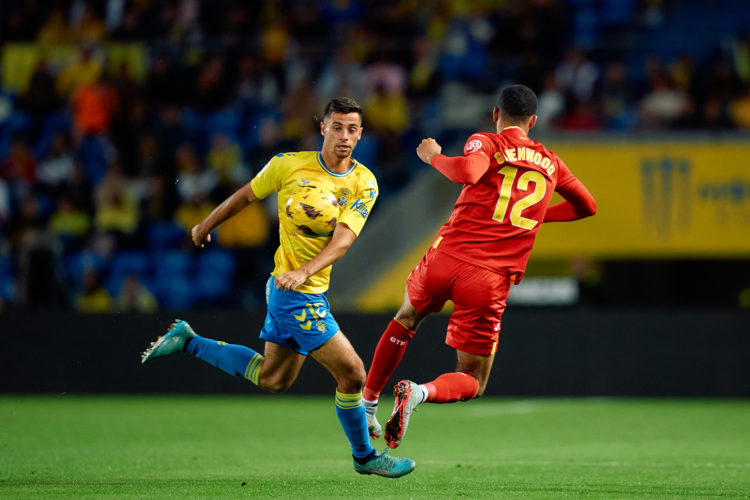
[
  {"xmin": 543, "ymin": 177, "xmax": 597, "ymax": 222},
  {"xmin": 416, "ymin": 138, "xmax": 489, "ymax": 185},
  {"xmin": 191, "ymin": 181, "xmax": 259, "ymax": 247},
  {"xmin": 274, "ymin": 223, "xmax": 358, "ymax": 292}
]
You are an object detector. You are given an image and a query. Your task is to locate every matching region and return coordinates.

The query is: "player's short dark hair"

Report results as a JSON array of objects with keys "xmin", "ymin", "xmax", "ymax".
[
  {"xmin": 496, "ymin": 84, "xmax": 538, "ymax": 120},
  {"xmin": 323, "ymin": 97, "xmax": 363, "ymax": 122}
]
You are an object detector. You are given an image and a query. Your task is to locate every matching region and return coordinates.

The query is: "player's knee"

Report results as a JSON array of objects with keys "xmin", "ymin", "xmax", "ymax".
[
  {"xmin": 337, "ymin": 361, "xmax": 366, "ymax": 393},
  {"xmin": 259, "ymin": 375, "xmax": 294, "ymax": 394},
  {"xmin": 394, "ymin": 308, "xmax": 421, "ymax": 332}
]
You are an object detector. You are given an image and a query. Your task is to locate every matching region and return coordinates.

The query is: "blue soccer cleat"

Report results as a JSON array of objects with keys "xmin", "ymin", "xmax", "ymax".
[
  {"xmin": 140, "ymin": 319, "xmax": 196, "ymax": 364},
  {"xmin": 353, "ymin": 449, "xmax": 415, "ymax": 478}
]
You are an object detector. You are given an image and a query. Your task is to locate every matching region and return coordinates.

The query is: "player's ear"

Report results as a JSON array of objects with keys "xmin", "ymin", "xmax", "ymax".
[
  {"xmin": 528, "ymin": 114, "xmax": 537, "ymax": 130},
  {"xmin": 320, "ymin": 120, "xmax": 326, "ymax": 136},
  {"xmin": 492, "ymin": 106, "xmax": 500, "ymax": 122}
]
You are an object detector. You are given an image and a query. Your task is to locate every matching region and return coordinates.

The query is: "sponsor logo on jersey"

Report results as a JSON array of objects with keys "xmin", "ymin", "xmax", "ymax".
[
  {"xmin": 350, "ymin": 198, "xmax": 369, "ymax": 218},
  {"xmin": 466, "ymin": 139, "xmax": 483, "ymax": 153}
]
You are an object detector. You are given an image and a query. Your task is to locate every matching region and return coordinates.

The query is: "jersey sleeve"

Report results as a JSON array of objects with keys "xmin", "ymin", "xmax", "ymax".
[
  {"xmin": 544, "ymin": 158, "xmax": 597, "ymax": 222},
  {"xmin": 337, "ymin": 170, "xmax": 378, "ymax": 236},
  {"xmin": 430, "ymin": 133, "xmax": 493, "ymax": 184},
  {"xmin": 249, "ymin": 155, "xmax": 284, "ymax": 199}
]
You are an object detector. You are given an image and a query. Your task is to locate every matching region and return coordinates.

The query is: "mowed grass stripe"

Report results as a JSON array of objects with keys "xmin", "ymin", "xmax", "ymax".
[{"xmin": 1, "ymin": 396, "xmax": 748, "ymax": 498}]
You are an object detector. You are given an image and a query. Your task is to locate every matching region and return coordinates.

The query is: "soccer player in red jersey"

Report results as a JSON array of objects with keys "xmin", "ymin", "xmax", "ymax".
[{"xmin": 362, "ymin": 84, "xmax": 597, "ymax": 449}]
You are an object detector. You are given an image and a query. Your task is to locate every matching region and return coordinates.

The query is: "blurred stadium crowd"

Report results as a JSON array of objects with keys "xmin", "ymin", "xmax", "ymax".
[{"xmin": 0, "ymin": 0, "xmax": 748, "ymax": 311}]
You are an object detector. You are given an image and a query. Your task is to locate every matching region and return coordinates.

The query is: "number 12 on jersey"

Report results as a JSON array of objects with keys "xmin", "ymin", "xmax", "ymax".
[{"xmin": 491, "ymin": 166, "xmax": 547, "ymax": 230}]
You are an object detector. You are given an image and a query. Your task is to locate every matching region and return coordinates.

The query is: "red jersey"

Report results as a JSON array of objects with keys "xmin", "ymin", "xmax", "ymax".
[{"xmin": 430, "ymin": 126, "xmax": 594, "ymax": 283}]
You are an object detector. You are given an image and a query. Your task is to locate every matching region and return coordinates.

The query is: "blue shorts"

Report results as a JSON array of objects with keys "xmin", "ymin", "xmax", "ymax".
[{"xmin": 259, "ymin": 276, "xmax": 340, "ymax": 355}]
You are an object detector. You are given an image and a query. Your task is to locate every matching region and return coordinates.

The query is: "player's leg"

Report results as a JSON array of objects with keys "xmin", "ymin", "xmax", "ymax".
[
  {"xmin": 383, "ymin": 260, "xmax": 508, "ymax": 448},
  {"xmin": 140, "ymin": 319, "xmax": 307, "ymax": 392},
  {"xmin": 362, "ymin": 287, "xmax": 430, "ymax": 437},
  {"xmin": 311, "ymin": 331, "xmax": 415, "ymax": 478},
  {"xmin": 363, "ymin": 248, "xmax": 449, "ymax": 437}
]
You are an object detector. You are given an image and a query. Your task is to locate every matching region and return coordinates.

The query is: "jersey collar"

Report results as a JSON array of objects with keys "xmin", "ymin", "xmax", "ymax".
[
  {"xmin": 317, "ymin": 152, "xmax": 357, "ymax": 177},
  {"xmin": 501, "ymin": 126, "xmax": 529, "ymax": 140}
]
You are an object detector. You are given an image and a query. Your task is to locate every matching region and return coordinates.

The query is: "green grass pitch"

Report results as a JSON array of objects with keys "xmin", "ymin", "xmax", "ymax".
[{"xmin": 1, "ymin": 396, "xmax": 748, "ymax": 498}]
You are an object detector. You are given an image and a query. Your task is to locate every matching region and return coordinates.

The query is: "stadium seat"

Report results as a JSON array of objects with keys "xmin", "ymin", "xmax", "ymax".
[
  {"xmin": 147, "ymin": 220, "xmax": 187, "ymax": 250},
  {"xmin": 151, "ymin": 250, "xmax": 195, "ymax": 310},
  {"xmin": 194, "ymin": 249, "xmax": 236, "ymax": 302},
  {"xmin": 107, "ymin": 250, "xmax": 150, "ymax": 295}
]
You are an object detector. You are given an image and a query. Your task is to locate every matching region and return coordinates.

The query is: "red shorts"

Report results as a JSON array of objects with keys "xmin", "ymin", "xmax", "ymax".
[{"xmin": 407, "ymin": 248, "xmax": 510, "ymax": 356}]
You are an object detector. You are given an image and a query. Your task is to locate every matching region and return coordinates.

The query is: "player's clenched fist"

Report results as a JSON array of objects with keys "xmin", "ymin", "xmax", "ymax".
[
  {"xmin": 416, "ymin": 138, "xmax": 442, "ymax": 164},
  {"xmin": 191, "ymin": 224, "xmax": 211, "ymax": 247}
]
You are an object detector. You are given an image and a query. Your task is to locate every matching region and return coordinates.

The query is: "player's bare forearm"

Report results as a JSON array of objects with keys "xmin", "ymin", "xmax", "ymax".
[
  {"xmin": 192, "ymin": 181, "xmax": 259, "ymax": 247},
  {"xmin": 274, "ymin": 223, "xmax": 357, "ymax": 292}
]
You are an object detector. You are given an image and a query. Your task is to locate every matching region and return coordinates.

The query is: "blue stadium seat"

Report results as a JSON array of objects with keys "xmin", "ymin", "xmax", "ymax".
[
  {"xmin": 151, "ymin": 250, "xmax": 196, "ymax": 310},
  {"xmin": 194, "ymin": 249, "xmax": 236, "ymax": 302},
  {"xmin": 107, "ymin": 250, "xmax": 150, "ymax": 295},
  {"xmin": 147, "ymin": 220, "xmax": 187, "ymax": 249},
  {"xmin": 63, "ymin": 249, "xmax": 107, "ymax": 288}
]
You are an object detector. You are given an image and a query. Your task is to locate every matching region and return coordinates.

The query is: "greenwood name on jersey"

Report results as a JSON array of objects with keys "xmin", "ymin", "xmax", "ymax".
[{"xmin": 434, "ymin": 126, "xmax": 581, "ymax": 283}]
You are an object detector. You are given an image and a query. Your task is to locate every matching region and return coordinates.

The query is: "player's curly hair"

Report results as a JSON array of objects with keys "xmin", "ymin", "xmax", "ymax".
[
  {"xmin": 497, "ymin": 84, "xmax": 537, "ymax": 120},
  {"xmin": 323, "ymin": 97, "xmax": 363, "ymax": 122}
]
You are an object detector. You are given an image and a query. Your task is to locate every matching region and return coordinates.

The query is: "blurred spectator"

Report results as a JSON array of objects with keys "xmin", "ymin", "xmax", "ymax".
[
  {"xmin": 364, "ymin": 84, "xmax": 410, "ymax": 135},
  {"xmin": 555, "ymin": 47, "xmax": 600, "ymax": 105},
  {"xmin": 174, "ymin": 193, "xmax": 215, "ymax": 234},
  {"xmin": 315, "ymin": 47, "xmax": 367, "ymax": 102},
  {"xmin": 729, "ymin": 88, "xmax": 750, "ymax": 128},
  {"xmin": 363, "ymin": 50, "xmax": 408, "ymax": 96},
  {"xmin": 535, "ymin": 73, "xmax": 565, "ymax": 131},
  {"xmin": 280, "ymin": 77, "xmax": 320, "ymax": 143},
  {"xmin": 174, "ymin": 143, "xmax": 217, "ymax": 201},
  {"xmin": 47, "ymin": 195, "xmax": 90, "ymax": 250},
  {"xmin": 1, "ymin": 135, "xmax": 36, "ymax": 186},
  {"xmin": 36, "ymin": 130, "xmax": 75, "ymax": 192},
  {"xmin": 70, "ymin": 3, "xmax": 107, "ymax": 44},
  {"xmin": 93, "ymin": 161, "xmax": 140, "ymax": 243},
  {"xmin": 206, "ymin": 132, "xmax": 247, "ymax": 198},
  {"xmin": 596, "ymin": 61, "xmax": 636, "ymax": 130},
  {"xmin": 36, "ymin": 7, "xmax": 72, "ymax": 44},
  {"xmin": 74, "ymin": 268, "xmax": 112, "ymax": 313},
  {"xmin": 17, "ymin": 59, "xmax": 62, "ymax": 142},
  {"xmin": 217, "ymin": 200, "xmax": 270, "ymax": 249},
  {"xmin": 14, "ymin": 195, "xmax": 66, "ymax": 308},
  {"xmin": 114, "ymin": 274, "xmax": 158, "ymax": 312},
  {"xmin": 639, "ymin": 65, "xmax": 692, "ymax": 128},
  {"xmin": 192, "ymin": 54, "xmax": 232, "ymax": 113},
  {"xmin": 71, "ymin": 74, "xmax": 116, "ymax": 140},
  {"xmin": 55, "ymin": 45, "xmax": 104, "ymax": 100}
]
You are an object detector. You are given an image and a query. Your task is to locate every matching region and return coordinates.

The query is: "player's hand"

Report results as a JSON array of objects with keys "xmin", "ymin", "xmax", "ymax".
[
  {"xmin": 275, "ymin": 269, "xmax": 308, "ymax": 292},
  {"xmin": 416, "ymin": 138, "xmax": 442, "ymax": 164},
  {"xmin": 191, "ymin": 224, "xmax": 211, "ymax": 248}
]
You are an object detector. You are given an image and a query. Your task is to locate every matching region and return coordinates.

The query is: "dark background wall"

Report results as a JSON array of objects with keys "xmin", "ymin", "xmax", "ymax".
[{"xmin": 2, "ymin": 309, "xmax": 748, "ymax": 397}]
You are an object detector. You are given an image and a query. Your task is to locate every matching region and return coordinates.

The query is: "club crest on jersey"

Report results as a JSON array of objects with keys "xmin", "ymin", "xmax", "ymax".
[
  {"xmin": 466, "ymin": 139, "xmax": 482, "ymax": 153},
  {"xmin": 335, "ymin": 188, "xmax": 351, "ymax": 207}
]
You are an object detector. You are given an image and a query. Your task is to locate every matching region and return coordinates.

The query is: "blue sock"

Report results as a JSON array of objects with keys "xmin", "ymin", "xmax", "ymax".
[
  {"xmin": 335, "ymin": 390, "xmax": 375, "ymax": 462},
  {"xmin": 185, "ymin": 336, "xmax": 264, "ymax": 385}
]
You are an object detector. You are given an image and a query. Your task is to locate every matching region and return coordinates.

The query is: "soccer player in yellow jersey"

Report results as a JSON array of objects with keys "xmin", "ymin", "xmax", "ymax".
[{"xmin": 140, "ymin": 97, "xmax": 415, "ymax": 478}]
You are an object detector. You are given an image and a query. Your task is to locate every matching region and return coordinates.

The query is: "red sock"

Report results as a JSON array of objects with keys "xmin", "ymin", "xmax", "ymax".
[
  {"xmin": 363, "ymin": 320, "xmax": 415, "ymax": 401},
  {"xmin": 423, "ymin": 372, "xmax": 479, "ymax": 403}
]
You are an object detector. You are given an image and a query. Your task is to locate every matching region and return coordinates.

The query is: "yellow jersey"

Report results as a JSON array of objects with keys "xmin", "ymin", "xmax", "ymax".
[{"xmin": 250, "ymin": 151, "xmax": 378, "ymax": 293}]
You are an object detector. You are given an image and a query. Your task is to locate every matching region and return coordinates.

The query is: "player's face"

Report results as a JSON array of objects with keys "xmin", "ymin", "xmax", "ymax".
[{"xmin": 320, "ymin": 112, "xmax": 363, "ymax": 159}]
